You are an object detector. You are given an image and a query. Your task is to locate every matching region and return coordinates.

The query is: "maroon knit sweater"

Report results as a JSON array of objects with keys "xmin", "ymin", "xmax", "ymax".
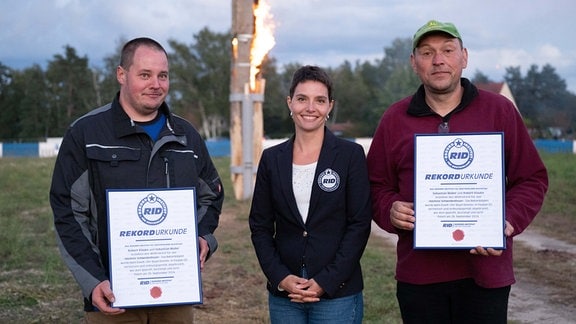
[{"xmin": 367, "ymin": 79, "xmax": 548, "ymax": 288}]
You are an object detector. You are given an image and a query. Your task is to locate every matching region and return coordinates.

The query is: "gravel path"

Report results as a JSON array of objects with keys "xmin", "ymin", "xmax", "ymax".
[
  {"xmin": 370, "ymin": 223, "xmax": 576, "ymax": 323},
  {"xmin": 508, "ymin": 229, "xmax": 576, "ymax": 323}
]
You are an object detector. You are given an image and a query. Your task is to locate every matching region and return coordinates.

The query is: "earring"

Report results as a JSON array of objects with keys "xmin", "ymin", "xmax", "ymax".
[
  {"xmin": 290, "ymin": 111, "xmax": 293, "ymax": 117},
  {"xmin": 326, "ymin": 114, "xmax": 330, "ymax": 120}
]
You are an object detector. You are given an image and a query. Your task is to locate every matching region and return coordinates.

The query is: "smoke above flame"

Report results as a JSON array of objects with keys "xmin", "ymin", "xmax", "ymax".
[{"xmin": 250, "ymin": 0, "xmax": 275, "ymax": 90}]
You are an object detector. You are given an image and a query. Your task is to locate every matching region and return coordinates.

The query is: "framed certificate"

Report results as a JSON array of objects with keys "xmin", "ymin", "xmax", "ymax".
[
  {"xmin": 414, "ymin": 133, "xmax": 505, "ymax": 249},
  {"xmin": 106, "ymin": 188, "xmax": 201, "ymax": 308}
]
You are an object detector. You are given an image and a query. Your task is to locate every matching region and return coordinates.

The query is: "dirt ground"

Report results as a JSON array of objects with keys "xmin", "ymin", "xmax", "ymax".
[
  {"xmin": 508, "ymin": 229, "xmax": 576, "ymax": 323},
  {"xmin": 372, "ymin": 224, "xmax": 576, "ymax": 324},
  {"xmin": 192, "ymin": 208, "xmax": 270, "ymax": 323}
]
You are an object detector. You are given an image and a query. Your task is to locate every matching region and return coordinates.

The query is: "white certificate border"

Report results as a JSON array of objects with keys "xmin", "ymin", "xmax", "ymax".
[
  {"xmin": 413, "ymin": 132, "xmax": 506, "ymax": 249},
  {"xmin": 106, "ymin": 187, "xmax": 202, "ymax": 308}
]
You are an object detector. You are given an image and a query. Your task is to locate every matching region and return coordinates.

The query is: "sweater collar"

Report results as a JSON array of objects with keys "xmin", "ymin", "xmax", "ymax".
[{"xmin": 407, "ymin": 78, "xmax": 478, "ymax": 117}]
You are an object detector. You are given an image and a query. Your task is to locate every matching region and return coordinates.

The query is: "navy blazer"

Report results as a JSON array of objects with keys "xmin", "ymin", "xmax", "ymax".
[{"xmin": 249, "ymin": 129, "xmax": 372, "ymax": 298}]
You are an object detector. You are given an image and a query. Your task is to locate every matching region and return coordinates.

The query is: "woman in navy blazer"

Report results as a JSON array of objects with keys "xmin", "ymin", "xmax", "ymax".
[{"xmin": 249, "ymin": 65, "xmax": 372, "ymax": 324}]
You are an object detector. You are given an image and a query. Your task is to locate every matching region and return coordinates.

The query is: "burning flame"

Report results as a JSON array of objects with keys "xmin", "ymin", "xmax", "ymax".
[{"xmin": 250, "ymin": 0, "xmax": 275, "ymax": 90}]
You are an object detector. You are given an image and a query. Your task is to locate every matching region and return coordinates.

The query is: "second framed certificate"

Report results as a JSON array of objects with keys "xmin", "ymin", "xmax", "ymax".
[{"xmin": 414, "ymin": 133, "xmax": 505, "ymax": 249}]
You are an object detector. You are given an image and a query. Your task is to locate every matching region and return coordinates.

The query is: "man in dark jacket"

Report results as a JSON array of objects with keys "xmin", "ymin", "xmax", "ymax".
[{"xmin": 50, "ymin": 37, "xmax": 223, "ymax": 323}]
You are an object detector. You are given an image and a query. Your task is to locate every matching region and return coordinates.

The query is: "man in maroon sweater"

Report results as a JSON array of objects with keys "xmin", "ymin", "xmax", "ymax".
[{"xmin": 367, "ymin": 20, "xmax": 548, "ymax": 323}]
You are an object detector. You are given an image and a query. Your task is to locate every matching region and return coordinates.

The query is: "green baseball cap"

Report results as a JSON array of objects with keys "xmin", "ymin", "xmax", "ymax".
[{"xmin": 412, "ymin": 20, "xmax": 461, "ymax": 50}]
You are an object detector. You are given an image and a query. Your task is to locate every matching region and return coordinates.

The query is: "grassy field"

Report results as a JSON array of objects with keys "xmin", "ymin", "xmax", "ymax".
[{"xmin": 0, "ymin": 153, "xmax": 573, "ymax": 323}]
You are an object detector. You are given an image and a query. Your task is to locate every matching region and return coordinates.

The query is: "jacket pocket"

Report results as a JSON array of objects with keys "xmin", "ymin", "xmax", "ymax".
[
  {"xmin": 86, "ymin": 145, "xmax": 143, "ymax": 188},
  {"xmin": 86, "ymin": 145, "xmax": 141, "ymax": 166}
]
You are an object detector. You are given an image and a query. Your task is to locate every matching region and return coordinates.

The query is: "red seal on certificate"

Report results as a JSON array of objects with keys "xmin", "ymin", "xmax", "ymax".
[
  {"xmin": 150, "ymin": 286, "xmax": 162, "ymax": 299},
  {"xmin": 452, "ymin": 229, "xmax": 465, "ymax": 242}
]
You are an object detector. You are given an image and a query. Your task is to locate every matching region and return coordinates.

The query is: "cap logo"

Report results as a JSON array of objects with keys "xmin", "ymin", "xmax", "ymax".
[{"xmin": 413, "ymin": 20, "xmax": 461, "ymax": 50}]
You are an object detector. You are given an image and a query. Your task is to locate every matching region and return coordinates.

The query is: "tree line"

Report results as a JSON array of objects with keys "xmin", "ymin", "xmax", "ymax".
[{"xmin": 1, "ymin": 27, "xmax": 575, "ymax": 141}]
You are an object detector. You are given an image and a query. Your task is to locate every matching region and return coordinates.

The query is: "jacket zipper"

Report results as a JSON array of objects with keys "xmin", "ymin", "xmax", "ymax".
[{"xmin": 163, "ymin": 157, "xmax": 171, "ymax": 188}]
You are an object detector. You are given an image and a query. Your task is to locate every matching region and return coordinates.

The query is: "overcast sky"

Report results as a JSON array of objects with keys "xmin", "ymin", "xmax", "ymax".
[{"xmin": 1, "ymin": 0, "xmax": 575, "ymax": 92}]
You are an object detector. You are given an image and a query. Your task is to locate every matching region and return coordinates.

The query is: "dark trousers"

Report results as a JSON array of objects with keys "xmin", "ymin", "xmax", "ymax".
[{"xmin": 396, "ymin": 279, "xmax": 510, "ymax": 324}]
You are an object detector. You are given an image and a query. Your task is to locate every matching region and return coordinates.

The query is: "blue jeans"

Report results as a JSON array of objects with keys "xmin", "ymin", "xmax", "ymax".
[{"xmin": 268, "ymin": 292, "xmax": 363, "ymax": 324}]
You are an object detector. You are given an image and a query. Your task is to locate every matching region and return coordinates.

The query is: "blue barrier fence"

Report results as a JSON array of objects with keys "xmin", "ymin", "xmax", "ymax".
[
  {"xmin": 0, "ymin": 138, "xmax": 233, "ymax": 158},
  {"xmin": 205, "ymin": 139, "xmax": 231, "ymax": 157},
  {"xmin": 2, "ymin": 142, "xmax": 39, "ymax": 157},
  {"xmin": 0, "ymin": 138, "xmax": 573, "ymax": 158},
  {"xmin": 533, "ymin": 139, "xmax": 574, "ymax": 154}
]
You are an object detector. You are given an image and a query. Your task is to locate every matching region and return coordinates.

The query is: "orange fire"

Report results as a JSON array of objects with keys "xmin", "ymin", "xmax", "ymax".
[{"xmin": 250, "ymin": 0, "xmax": 275, "ymax": 90}]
